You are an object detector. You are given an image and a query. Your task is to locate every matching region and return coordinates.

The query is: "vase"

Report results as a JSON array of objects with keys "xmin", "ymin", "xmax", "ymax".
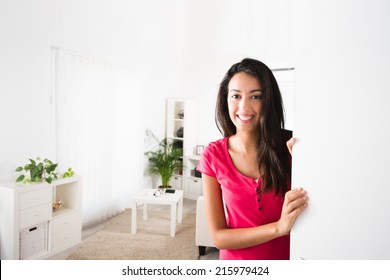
[
  {"xmin": 178, "ymin": 109, "xmax": 184, "ymax": 119},
  {"xmin": 176, "ymin": 127, "xmax": 184, "ymax": 138}
]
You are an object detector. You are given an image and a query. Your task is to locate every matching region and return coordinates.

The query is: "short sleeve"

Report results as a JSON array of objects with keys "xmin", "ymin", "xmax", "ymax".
[{"xmin": 196, "ymin": 144, "xmax": 217, "ymax": 178}]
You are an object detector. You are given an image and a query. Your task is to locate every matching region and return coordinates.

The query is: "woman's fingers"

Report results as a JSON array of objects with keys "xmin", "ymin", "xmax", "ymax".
[
  {"xmin": 278, "ymin": 188, "xmax": 309, "ymax": 235},
  {"xmin": 286, "ymin": 137, "xmax": 296, "ymax": 155},
  {"xmin": 284, "ymin": 188, "xmax": 308, "ymax": 214},
  {"xmin": 289, "ymin": 197, "xmax": 308, "ymax": 215},
  {"xmin": 285, "ymin": 188, "xmax": 306, "ymax": 204}
]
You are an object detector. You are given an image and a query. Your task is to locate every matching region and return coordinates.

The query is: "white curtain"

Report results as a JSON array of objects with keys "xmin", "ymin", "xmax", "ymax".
[{"xmin": 53, "ymin": 48, "xmax": 144, "ymax": 227}]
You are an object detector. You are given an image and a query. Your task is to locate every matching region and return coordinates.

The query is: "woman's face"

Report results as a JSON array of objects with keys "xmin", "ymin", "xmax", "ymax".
[{"xmin": 227, "ymin": 72, "xmax": 263, "ymax": 134}]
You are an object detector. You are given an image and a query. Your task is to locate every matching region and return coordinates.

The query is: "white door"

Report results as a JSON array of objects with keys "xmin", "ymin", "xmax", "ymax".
[{"xmin": 290, "ymin": 1, "xmax": 390, "ymax": 259}]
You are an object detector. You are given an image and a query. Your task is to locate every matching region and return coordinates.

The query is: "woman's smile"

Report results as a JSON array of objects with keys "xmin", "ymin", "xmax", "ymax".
[{"xmin": 237, "ymin": 114, "xmax": 255, "ymax": 121}]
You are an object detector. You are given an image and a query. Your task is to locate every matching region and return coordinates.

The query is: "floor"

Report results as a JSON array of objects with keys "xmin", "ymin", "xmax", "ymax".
[{"xmin": 46, "ymin": 198, "xmax": 219, "ymax": 260}]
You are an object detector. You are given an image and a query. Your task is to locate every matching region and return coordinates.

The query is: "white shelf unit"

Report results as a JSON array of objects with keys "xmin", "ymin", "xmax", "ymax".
[
  {"xmin": 165, "ymin": 99, "xmax": 202, "ymax": 198},
  {"xmin": 0, "ymin": 176, "xmax": 82, "ymax": 260},
  {"xmin": 184, "ymin": 155, "xmax": 203, "ymax": 200},
  {"xmin": 166, "ymin": 99, "xmax": 197, "ymax": 156}
]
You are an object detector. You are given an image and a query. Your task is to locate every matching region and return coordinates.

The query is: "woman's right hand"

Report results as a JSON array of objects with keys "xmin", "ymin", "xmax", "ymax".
[{"xmin": 276, "ymin": 188, "xmax": 308, "ymax": 236}]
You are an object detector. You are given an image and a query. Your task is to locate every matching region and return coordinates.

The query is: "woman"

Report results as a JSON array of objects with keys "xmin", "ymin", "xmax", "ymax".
[{"xmin": 196, "ymin": 58, "xmax": 308, "ymax": 260}]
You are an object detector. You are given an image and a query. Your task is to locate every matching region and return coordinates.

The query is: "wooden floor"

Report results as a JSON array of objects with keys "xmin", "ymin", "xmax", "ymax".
[{"xmin": 46, "ymin": 198, "xmax": 219, "ymax": 260}]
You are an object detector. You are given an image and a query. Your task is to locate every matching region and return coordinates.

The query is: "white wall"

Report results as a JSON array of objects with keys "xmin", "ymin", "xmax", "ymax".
[
  {"xmin": 0, "ymin": 0, "xmax": 60, "ymax": 181},
  {"xmin": 291, "ymin": 0, "xmax": 390, "ymax": 259},
  {"xmin": 0, "ymin": 0, "xmax": 183, "ymax": 181},
  {"xmin": 0, "ymin": 0, "xmax": 295, "ymax": 183},
  {"xmin": 177, "ymin": 0, "xmax": 296, "ymax": 146},
  {"xmin": 58, "ymin": 0, "xmax": 185, "ymax": 139}
]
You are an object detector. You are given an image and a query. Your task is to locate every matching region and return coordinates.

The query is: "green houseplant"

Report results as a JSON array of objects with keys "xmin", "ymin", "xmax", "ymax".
[
  {"xmin": 15, "ymin": 157, "xmax": 75, "ymax": 184},
  {"xmin": 145, "ymin": 135, "xmax": 184, "ymax": 189},
  {"xmin": 15, "ymin": 157, "xmax": 58, "ymax": 184}
]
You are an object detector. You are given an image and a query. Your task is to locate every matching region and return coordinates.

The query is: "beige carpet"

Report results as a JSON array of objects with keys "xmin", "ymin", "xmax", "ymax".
[{"xmin": 67, "ymin": 208, "xmax": 198, "ymax": 260}]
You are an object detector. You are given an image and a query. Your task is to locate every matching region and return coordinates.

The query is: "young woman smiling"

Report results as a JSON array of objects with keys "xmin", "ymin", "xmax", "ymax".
[{"xmin": 197, "ymin": 58, "xmax": 308, "ymax": 260}]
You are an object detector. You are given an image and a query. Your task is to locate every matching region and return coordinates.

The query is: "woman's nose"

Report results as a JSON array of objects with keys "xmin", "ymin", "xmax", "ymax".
[{"xmin": 238, "ymin": 97, "xmax": 249, "ymax": 110}]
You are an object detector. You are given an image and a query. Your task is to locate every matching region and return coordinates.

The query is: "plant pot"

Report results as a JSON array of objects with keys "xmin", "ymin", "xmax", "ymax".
[{"xmin": 30, "ymin": 170, "xmax": 44, "ymax": 182}]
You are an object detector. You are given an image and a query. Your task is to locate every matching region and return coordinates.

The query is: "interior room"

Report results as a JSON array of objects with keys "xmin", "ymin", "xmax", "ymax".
[{"xmin": 1, "ymin": 0, "xmax": 390, "ymax": 262}]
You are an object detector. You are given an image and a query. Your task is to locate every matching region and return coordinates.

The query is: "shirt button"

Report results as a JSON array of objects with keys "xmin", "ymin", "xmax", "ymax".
[
  {"xmin": 257, "ymin": 198, "xmax": 261, "ymax": 202},
  {"xmin": 258, "ymin": 207, "xmax": 262, "ymax": 211}
]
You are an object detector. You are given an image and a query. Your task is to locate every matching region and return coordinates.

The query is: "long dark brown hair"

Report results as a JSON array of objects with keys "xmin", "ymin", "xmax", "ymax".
[{"xmin": 215, "ymin": 58, "xmax": 291, "ymax": 195}]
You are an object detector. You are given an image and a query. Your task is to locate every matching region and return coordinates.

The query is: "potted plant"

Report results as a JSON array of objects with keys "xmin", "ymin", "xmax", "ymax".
[
  {"xmin": 15, "ymin": 157, "xmax": 58, "ymax": 184},
  {"xmin": 15, "ymin": 157, "xmax": 75, "ymax": 184},
  {"xmin": 145, "ymin": 134, "xmax": 184, "ymax": 189}
]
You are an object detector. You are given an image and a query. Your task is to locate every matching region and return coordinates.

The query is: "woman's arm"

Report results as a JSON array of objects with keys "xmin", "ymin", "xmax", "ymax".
[{"xmin": 202, "ymin": 174, "xmax": 308, "ymax": 250}]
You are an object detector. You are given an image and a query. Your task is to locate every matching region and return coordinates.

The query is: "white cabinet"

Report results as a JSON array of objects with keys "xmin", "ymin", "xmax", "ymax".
[
  {"xmin": 51, "ymin": 211, "xmax": 81, "ymax": 252},
  {"xmin": 186, "ymin": 178, "xmax": 202, "ymax": 199},
  {"xmin": 166, "ymin": 99, "xmax": 203, "ymax": 199},
  {"xmin": 184, "ymin": 155, "xmax": 203, "ymax": 199},
  {"xmin": 170, "ymin": 175, "xmax": 183, "ymax": 190},
  {"xmin": 0, "ymin": 176, "xmax": 82, "ymax": 260}
]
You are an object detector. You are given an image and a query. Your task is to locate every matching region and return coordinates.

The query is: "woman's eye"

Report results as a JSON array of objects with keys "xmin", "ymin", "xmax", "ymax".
[
  {"xmin": 251, "ymin": 95, "xmax": 262, "ymax": 100},
  {"xmin": 231, "ymin": 94, "xmax": 240, "ymax": 99}
]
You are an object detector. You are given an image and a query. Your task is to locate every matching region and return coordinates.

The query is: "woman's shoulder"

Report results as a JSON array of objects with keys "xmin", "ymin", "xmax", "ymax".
[
  {"xmin": 205, "ymin": 137, "xmax": 228, "ymax": 150},
  {"xmin": 197, "ymin": 137, "xmax": 228, "ymax": 176},
  {"xmin": 202, "ymin": 137, "xmax": 228, "ymax": 157},
  {"xmin": 208, "ymin": 137, "xmax": 228, "ymax": 147}
]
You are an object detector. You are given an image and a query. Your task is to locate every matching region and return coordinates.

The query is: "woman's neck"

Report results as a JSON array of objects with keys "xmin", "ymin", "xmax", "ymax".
[
  {"xmin": 230, "ymin": 131, "xmax": 259, "ymax": 154},
  {"xmin": 228, "ymin": 131, "xmax": 262, "ymax": 179}
]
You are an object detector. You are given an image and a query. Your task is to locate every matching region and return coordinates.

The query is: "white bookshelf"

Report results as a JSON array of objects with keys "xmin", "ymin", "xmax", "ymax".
[{"xmin": 165, "ymin": 99, "xmax": 202, "ymax": 198}]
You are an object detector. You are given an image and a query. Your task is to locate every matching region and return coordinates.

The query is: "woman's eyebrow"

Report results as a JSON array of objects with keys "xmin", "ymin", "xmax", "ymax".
[{"xmin": 229, "ymin": 89, "xmax": 263, "ymax": 93}]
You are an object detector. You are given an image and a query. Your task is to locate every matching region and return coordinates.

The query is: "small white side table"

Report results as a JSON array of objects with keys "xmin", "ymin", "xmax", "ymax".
[{"xmin": 131, "ymin": 189, "xmax": 183, "ymax": 237}]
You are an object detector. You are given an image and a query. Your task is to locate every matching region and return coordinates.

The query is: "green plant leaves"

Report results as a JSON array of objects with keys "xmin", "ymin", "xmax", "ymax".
[
  {"xmin": 62, "ymin": 167, "xmax": 75, "ymax": 178},
  {"xmin": 16, "ymin": 174, "xmax": 25, "ymax": 182},
  {"xmin": 30, "ymin": 165, "xmax": 42, "ymax": 180},
  {"xmin": 45, "ymin": 163, "xmax": 58, "ymax": 173},
  {"xmin": 145, "ymin": 135, "xmax": 184, "ymax": 188}
]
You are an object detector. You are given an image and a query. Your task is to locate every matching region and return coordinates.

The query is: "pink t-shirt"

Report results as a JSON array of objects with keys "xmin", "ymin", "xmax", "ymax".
[{"xmin": 197, "ymin": 137, "xmax": 290, "ymax": 260}]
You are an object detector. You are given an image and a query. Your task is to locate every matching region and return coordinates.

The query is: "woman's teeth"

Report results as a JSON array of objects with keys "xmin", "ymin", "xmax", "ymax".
[{"xmin": 237, "ymin": 115, "xmax": 254, "ymax": 120}]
